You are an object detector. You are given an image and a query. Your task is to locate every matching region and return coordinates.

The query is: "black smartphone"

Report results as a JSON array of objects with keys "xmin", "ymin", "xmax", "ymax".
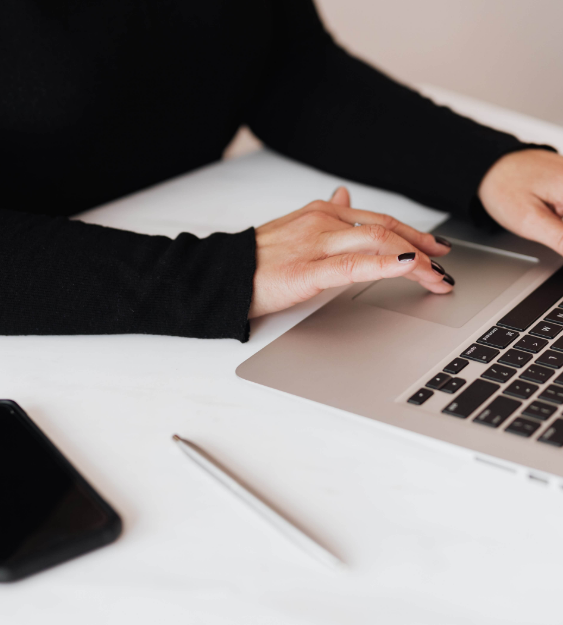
[{"xmin": 0, "ymin": 400, "xmax": 122, "ymax": 582}]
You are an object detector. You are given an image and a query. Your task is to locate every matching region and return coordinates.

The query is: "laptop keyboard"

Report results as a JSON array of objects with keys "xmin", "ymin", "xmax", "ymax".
[{"xmin": 407, "ymin": 265, "xmax": 563, "ymax": 448}]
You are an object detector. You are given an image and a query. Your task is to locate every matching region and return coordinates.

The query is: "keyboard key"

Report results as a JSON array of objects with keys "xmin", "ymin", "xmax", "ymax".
[
  {"xmin": 545, "ymin": 308, "xmax": 563, "ymax": 325},
  {"xmin": 481, "ymin": 364, "xmax": 516, "ymax": 383},
  {"xmin": 538, "ymin": 385, "xmax": 563, "ymax": 404},
  {"xmin": 442, "ymin": 379, "xmax": 499, "ymax": 419},
  {"xmin": 551, "ymin": 336, "xmax": 563, "ymax": 352},
  {"xmin": 473, "ymin": 396, "xmax": 521, "ymax": 428},
  {"xmin": 408, "ymin": 388, "xmax": 434, "ymax": 405},
  {"xmin": 443, "ymin": 358, "xmax": 469, "ymax": 375},
  {"xmin": 538, "ymin": 418, "xmax": 563, "ymax": 447},
  {"xmin": 553, "ymin": 372, "xmax": 563, "ymax": 387},
  {"xmin": 441, "ymin": 378, "xmax": 466, "ymax": 394},
  {"xmin": 498, "ymin": 349, "xmax": 533, "ymax": 368},
  {"xmin": 425, "ymin": 373, "xmax": 451, "ymax": 390},
  {"xmin": 536, "ymin": 350, "xmax": 563, "ymax": 369},
  {"xmin": 505, "ymin": 417, "xmax": 541, "ymax": 438},
  {"xmin": 522, "ymin": 401, "xmax": 557, "ymax": 421},
  {"xmin": 461, "ymin": 344, "xmax": 499, "ymax": 364},
  {"xmin": 513, "ymin": 335, "xmax": 548, "ymax": 353},
  {"xmin": 498, "ymin": 266, "xmax": 563, "ymax": 331},
  {"xmin": 529, "ymin": 321, "xmax": 563, "ymax": 340},
  {"xmin": 477, "ymin": 327, "xmax": 519, "ymax": 349},
  {"xmin": 503, "ymin": 380, "xmax": 538, "ymax": 400},
  {"xmin": 519, "ymin": 364, "xmax": 554, "ymax": 384}
]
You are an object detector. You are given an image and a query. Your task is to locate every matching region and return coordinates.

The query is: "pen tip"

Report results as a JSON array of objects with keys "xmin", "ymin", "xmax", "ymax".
[{"xmin": 172, "ymin": 434, "xmax": 181, "ymax": 442}]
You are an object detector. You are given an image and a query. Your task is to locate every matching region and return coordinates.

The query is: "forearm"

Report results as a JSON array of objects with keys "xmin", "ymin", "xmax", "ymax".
[
  {"xmin": 0, "ymin": 209, "xmax": 255, "ymax": 340},
  {"xmin": 247, "ymin": 0, "xmax": 554, "ymax": 218}
]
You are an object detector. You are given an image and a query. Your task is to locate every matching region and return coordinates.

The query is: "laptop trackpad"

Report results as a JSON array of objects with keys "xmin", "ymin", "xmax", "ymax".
[{"xmin": 353, "ymin": 241, "xmax": 537, "ymax": 328}]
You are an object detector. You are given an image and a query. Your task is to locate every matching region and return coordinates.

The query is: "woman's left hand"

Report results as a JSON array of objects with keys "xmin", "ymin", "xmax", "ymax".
[{"xmin": 248, "ymin": 187, "xmax": 453, "ymax": 319}]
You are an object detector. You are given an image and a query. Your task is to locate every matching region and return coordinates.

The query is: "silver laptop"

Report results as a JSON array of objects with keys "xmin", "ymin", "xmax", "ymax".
[{"xmin": 237, "ymin": 217, "xmax": 563, "ymax": 485}]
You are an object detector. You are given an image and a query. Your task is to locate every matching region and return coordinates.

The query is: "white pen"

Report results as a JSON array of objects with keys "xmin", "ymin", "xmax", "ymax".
[{"xmin": 172, "ymin": 435, "xmax": 345, "ymax": 570}]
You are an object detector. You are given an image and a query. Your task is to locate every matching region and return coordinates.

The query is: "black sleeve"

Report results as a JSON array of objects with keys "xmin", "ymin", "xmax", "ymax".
[
  {"xmin": 247, "ymin": 0, "xmax": 555, "ymax": 219},
  {"xmin": 0, "ymin": 209, "xmax": 255, "ymax": 341}
]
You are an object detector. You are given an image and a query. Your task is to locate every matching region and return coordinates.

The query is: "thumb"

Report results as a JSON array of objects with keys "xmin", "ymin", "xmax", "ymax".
[{"xmin": 330, "ymin": 186, "xmax": 351, "ymax": 207}]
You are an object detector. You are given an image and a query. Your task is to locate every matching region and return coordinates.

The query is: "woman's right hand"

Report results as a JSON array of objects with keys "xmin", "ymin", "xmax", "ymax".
[{"xmin": 248, "ymin": 187, "xmax": 455, "ymax": 319}]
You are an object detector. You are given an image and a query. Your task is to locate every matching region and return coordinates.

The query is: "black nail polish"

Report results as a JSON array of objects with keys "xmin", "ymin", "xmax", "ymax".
[
  {"xmin": 443, "ymin": 273, "xmax": 455, "ymax": 286},
  {"xmin": 431, "ymin": 260, "xmax": 445, "ymax": 275},
  {"xmin": 398, "ymin": 252, "xmax": 416, "ymax": 263},
  {"xmin": 434, "ymin": 235, "xmax": 452, "ymax": 248}
]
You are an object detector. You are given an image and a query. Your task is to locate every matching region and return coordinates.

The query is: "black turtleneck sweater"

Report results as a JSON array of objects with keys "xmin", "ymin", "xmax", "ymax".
[{"xmin": 0, "ymin": 0, "xmax": 548, "ymax": 341}]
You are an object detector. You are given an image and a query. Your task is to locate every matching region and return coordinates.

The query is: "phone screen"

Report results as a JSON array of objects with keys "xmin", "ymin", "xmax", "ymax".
[{"xmin": 0, "ymin": 402, "xmax": 121, "ymax": 581}]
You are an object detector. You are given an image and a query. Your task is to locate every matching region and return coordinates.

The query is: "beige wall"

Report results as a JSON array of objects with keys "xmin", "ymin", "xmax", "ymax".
[
  {"xmin": 318, "ymin": 0, "xmax": 563, "ymax": 126},
  {"xmin": 225, "ymin": 0, "xmax": 563, "ymax": 158}
]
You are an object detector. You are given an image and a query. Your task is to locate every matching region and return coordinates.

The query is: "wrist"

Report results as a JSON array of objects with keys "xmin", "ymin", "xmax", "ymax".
[{"xmin": 478, "ymin": 147, "xmax": 558, "ymax": 205}]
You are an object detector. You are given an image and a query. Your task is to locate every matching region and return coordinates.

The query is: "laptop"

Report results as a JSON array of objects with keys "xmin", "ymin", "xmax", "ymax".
[{"xmin": 236, "ymin": 217, "xmax": 563, "ymax": 485}]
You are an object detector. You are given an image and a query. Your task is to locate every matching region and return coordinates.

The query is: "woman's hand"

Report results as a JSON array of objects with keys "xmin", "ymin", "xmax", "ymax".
[
  {"xmin": 479, "ymin": 149, "xmax": 563, "ymax": 251},
  {"xmin": 249, "ymin": 187, "xmax": 454, "ymax": 319}
]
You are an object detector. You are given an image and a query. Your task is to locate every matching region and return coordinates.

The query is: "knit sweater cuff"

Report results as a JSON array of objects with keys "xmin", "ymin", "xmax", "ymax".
[{"xmin": 172, "ymin": 227, "xmax": 257, "ymax": 342}]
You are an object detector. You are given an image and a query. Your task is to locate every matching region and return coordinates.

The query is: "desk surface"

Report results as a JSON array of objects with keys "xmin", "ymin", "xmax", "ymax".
[{"xmin": 4, "ymin": 87, "xmax": 563, "ymax": 625}]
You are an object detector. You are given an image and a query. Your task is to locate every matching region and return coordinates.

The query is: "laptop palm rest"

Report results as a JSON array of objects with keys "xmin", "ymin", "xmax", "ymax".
[{"xmin": 236, "ymin": 222, "xmax": 549, "ymax": 409}]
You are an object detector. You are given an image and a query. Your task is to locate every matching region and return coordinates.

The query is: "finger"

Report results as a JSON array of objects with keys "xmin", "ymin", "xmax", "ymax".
[
  {"xmin": 404, "ymin": 274, "xmax": 455, "ymax": 294},
  {"xmin": 329, "ymin": 186, "xmax": 351, "ymax": 207},
  {"xmin": 319, "ymin": 224, "xmax": 453, "ymax": 287},
  {"xmin": 310, "ymin": 252, "xmax": 453, "ymax": 294},
  {"xmin": 310, "ymin": 252, "xmax": 420, "ymax": 290},
  {"xmin": 332, "ymin": 205, "xmax": 452, "ymax": 257}
]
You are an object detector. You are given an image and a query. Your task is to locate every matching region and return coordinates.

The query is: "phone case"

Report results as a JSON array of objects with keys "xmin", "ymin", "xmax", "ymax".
[{"xmin": 0, "ymin": 400, "xmax": 122, "ymax": 582}]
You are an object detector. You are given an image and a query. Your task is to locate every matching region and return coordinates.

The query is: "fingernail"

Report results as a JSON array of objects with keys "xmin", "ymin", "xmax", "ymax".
[
  {"xmin": 431, "ymin": 260, "xmax": 445, "ymax": 275},
  {"xmin": 443, "ymin": 273, "xmax": 455, "ymax": 286},
  {"xmin": 398, "ymin": 252, "xmax": 416, "ymax": 263},
  {"xmin": 331, "ymin": 187, "xmax": 342, "ymax": 199},
  {"xmin": 434, "ymin": 235, "xmax": 452, "ymax": 248}
]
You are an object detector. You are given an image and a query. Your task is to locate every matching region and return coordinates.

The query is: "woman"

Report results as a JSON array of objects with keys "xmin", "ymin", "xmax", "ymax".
[{"xmin": 2, "ymin": 0, "xmax": 562, "ymax": 341}]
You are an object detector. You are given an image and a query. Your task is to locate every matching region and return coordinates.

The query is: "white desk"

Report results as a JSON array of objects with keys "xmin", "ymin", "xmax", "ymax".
[{"xmin": 4, "ymin": 88, "xmax": 563, "ymax": 625}]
